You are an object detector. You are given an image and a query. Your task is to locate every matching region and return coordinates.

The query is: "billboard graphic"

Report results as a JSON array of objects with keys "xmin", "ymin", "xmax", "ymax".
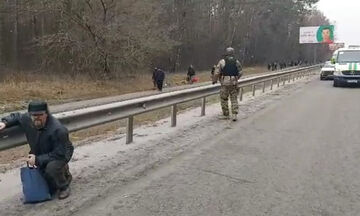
[{"xmin": 299, "ymin": 25, "xmax": 334, "ymax": 44}]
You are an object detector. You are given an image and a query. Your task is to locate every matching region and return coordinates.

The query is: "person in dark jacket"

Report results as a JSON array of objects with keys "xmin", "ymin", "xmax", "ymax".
[
  {"xmin": 152, "ymin": 68, "xmax": 165, "ymax": 91},
  {"xmin": 0, "ymin": 100, "xmax": 74, "ymax": 199},
  {"xmin": 187, "ymin": 65, "xmax": 196, "ymax": 84},
  {"xmin": 211, "ymin": 64, "xmax": 217, "ymax": 84}
]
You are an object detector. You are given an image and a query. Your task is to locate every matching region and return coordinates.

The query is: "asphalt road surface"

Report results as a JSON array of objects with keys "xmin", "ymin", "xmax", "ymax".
[{"xmin": 1, "ymin": 74, "xmax": 360, "ymax": 215}]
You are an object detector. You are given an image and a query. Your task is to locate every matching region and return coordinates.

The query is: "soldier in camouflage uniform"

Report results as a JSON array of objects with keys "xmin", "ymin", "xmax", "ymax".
[{"xmin": 213, "ymin": 47, "xmax": 243, "ymax": 121}]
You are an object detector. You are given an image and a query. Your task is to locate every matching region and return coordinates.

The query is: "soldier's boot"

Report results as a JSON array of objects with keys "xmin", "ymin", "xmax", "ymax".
[
  {"xmin": 232, "ymin": 114, "xmax": 238, "ymax": 122},
  {"xmin": 218, "ymin": 113, "xmax": 230, "ymax": 120}
]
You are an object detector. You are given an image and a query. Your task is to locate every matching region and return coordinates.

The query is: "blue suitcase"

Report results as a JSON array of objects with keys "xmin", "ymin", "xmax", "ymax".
[{"xmin": 20, "ymin": 165, "xmax": 52, "ymax": 204}]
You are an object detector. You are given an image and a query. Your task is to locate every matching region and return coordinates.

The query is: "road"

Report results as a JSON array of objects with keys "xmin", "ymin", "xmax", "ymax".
[{"xmin": 1, "ymin": 73, "xmax": 360, "ymax": 215}]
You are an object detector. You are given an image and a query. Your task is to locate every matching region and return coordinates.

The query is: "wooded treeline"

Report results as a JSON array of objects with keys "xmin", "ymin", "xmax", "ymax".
[{"xmin": 0, "ymin": 0, "xmax": 331, "ymax": 78}]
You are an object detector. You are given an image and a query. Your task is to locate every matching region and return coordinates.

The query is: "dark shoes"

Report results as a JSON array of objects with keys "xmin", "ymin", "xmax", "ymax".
[{"xmin": 58, "ymin": 187, "xmax": 71, "ymax": 200}]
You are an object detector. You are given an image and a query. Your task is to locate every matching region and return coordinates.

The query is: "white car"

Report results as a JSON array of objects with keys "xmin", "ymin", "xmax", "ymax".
[{"xmin": 320, "ymin": 61, "xmax": 335, "ymax": 80}]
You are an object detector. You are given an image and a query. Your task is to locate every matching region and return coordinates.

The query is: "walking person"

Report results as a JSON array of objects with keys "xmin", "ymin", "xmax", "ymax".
[
  {"xmin": 186, "ymin": 65, "xmax": 196, "ymax": 84},
  {"xmin": 213, "ymin": 47, "xmax": 243, "ymax": 121},
  {"xmin": 152, "ymin": 68, "xmax": 165, "ymax": 91}
]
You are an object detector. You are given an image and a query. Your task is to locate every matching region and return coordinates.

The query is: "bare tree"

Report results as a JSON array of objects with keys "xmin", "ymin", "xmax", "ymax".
[{"xmin": 0, "ymin": 0, "xmax": 329, "ymax": 77}]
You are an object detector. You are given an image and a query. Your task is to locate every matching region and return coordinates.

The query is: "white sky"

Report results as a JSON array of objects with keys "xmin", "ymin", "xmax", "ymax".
[{"xmin": 316, "ymin": 0, "xmax": 360, "ymax": 46}]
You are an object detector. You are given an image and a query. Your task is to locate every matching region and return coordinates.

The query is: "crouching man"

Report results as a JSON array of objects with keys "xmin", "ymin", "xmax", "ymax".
[{"xmin": 0, "ymin": 100, "xmax": 74, "ymax": 199}]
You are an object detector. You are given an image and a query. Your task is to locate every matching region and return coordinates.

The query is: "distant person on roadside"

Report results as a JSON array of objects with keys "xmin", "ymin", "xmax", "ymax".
[
  {"xmin": 0, "ymin": 100, "xmax": 74, "ymax": 200},
  {"xmin": 211, "ymin": 64, "xmax": 217, "ymax": 83},
  {"xmin": 152, "ymin": 68, "xmax": 165, "ymax": 91},
  {"xmin": 271, "ymin": 62, "xmax": 276, "ymax": 71},
  {"xmin": 186, "ymin": 65, "xmax": 196, "ymax": 84},
  {"xmin": 213, "ymin": 47, "xmax": 243, "ymax": 121},
  {"xmin": 152, "ymin": 67, "xmax": 158, "ymax": 89},
  {"xmin": 211, "ymin": 65, "xmax": 216, "ymax": 76}
]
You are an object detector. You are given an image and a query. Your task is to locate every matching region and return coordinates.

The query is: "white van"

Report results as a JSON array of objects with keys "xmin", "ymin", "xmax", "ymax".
[{"xmin": 332, "ymin": 47, "xmax": 360, "ymax": 87}]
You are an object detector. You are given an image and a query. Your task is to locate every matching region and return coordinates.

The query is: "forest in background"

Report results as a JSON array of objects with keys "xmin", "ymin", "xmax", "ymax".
[{"xmin": 0, "ymin": 0, "xmax": 331, "ymax": 79}]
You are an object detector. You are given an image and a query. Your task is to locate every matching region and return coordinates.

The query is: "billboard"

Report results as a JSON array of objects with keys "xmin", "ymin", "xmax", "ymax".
[{"xmin": 299, "ymin": 25, "xmax": 334, "ymax": 44}]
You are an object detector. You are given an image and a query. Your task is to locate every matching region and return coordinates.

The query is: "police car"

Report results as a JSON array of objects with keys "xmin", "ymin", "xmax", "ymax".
[{"xmin": 332, "ymin": 47, "xmax": 360, "ymax": 87}]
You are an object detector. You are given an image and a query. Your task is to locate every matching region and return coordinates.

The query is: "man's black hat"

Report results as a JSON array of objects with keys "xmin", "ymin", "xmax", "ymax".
[{"xmin": 28, "ymin": 100, "xmax": 49, "ymax": 114}]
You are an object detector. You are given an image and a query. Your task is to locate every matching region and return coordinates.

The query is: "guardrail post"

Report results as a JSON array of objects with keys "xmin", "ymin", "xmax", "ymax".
[
  {"xmin": 239, "ymin": 87, "xmax": 243, "ymax": 101},
  {"xmin": 288, "ymin": 75, "xmax": 291, "ymax": 83},
  {"xmin": 201, "ymin": 97, "xmax": 206, "ymax": 116},
  {"xmin": 283, "ymin": 76, "xmax": 286, "ymax": 85},
  {"xmin": 171, "ymin": 104, "xmax": 177, "ymax": 127},
  {"xmin": 126, "ymin": 116, "xmax": 134, "ymax": 144},
  {"xmin": 293, "ymin": 74, "xmax": 295, "ymax": 81},
  {"xmin": 262, "ymin": 81, "xmax": 266, "ymax": 93},
  {"xmin": 270, "ymin": 79, "xmax": 273, "ymax": 90},
  {"xmin": 277, "ymin": 77, "xmax": 280, "ymax": 87},
  {"xmin": 252, "ymin": 84, "xmax": 256, "ymax": 96}
]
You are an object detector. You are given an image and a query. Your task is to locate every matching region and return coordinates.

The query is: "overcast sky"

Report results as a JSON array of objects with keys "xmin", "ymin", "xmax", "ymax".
[{"xmin": 316, "ymin": 0, "xmax": 360, "ymax": 45}]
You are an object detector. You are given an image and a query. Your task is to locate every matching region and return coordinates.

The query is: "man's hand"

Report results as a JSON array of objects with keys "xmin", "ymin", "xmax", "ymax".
[
  {"xmin": 0, "ymin": 122, "xmax": 6, "ymax": 131},
  {"xmin": 26, "ymin": 154, "xmax": 36, "ymax": 167}
]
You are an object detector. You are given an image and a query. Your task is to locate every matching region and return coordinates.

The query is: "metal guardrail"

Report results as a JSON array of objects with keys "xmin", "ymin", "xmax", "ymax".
[{"xmin": 0, "ymin": 65, "xmax": 320, "ymax": 151}]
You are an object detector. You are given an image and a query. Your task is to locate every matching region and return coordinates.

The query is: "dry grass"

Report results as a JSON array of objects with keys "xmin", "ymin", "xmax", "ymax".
[
  {"xmin": 0, "ymin": 71, "xmax": 157, "ymax": 113},
  {"xmin": 0, "ymin": 66, "xmax": 266, "ymax": 114}
]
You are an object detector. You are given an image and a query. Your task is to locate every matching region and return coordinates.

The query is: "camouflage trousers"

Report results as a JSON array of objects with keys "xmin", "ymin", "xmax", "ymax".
[{"xmin": 220, "ymin": 85, "xmax": 239, "ymax": 116}]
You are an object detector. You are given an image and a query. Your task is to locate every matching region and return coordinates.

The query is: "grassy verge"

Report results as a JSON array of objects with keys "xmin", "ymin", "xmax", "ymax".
[{"xmin": 0, "ymin": 66, "xmax": 266, "ymax": 114}]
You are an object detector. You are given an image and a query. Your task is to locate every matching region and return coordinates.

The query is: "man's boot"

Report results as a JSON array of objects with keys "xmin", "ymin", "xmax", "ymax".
[{"xmin": 58, "ymin": 187, "xmax": 71, "ymax": 200}]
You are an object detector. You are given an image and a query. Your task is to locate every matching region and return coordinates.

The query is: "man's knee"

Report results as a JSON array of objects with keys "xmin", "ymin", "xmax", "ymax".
[{"xmin": 44, "ymin": 160, "xmax": 66, "ymax": 177}]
